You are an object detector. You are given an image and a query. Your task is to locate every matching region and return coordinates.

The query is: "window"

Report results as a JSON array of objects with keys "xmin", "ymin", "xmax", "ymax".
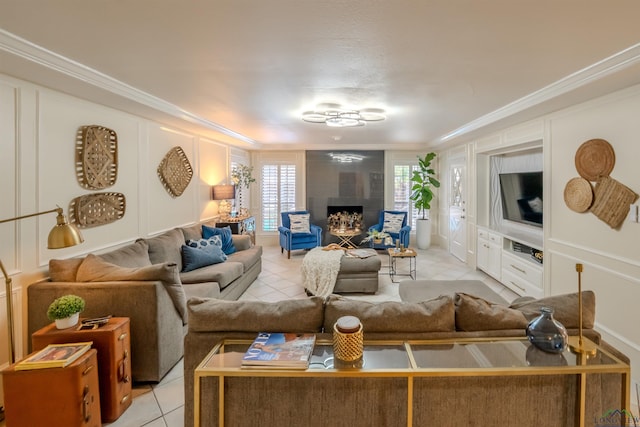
[
  {"xmin": 261, "ymin": 164, "xmax": 296, "ymax": 231},
  {"xmin": 393, "ymin": 164, "xmax": 420, "ymax": 228}
]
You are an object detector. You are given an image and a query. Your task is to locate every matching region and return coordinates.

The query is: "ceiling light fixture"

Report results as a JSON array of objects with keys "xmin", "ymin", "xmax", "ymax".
[{"xmin": 302, "ymin": 103, "xmax": 386, "ymax": 127}]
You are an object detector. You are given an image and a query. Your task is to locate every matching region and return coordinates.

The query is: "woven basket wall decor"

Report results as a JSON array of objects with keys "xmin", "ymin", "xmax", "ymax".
[
  {"xmin": 574, "ymin": 138, "xmax": 615, "ymax": 182},
  {"xmin": 563, "ymin": 177, "xmax": 594, "ymax": 213},
  {"xmin": 590, "ymin": 177, "xmax": 638, "ymax": 229},
  {"xmin": 75, "ymin": 125, "xmax": 118, "ymax": 189},
  {"xmin": 69, "ymin": 192, "xmax": 126, "ymax": 228},
  {"xmin": 157, "ymin": 146, "xmax": 193, "ymax": 198}
]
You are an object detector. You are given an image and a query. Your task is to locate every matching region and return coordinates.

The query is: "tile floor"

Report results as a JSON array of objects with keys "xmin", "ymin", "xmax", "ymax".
[{"xmin": 0, "ymin": 243, "xmax": 519, "ymax": 427}]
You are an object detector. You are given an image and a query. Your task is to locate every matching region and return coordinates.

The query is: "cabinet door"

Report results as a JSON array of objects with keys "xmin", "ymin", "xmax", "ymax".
[
  {"xmin": 487, "ymin": 242, "xmax": 502, "ymax": 279},
  {"xmin": 477, "ymin": 238, "xmax": 490, "ymax": 272}
]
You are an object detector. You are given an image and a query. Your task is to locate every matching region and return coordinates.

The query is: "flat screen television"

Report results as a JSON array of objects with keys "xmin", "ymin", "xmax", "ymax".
[{"xmin": 499, "ymin": 172, "xmax": 543, "ymax": 227}]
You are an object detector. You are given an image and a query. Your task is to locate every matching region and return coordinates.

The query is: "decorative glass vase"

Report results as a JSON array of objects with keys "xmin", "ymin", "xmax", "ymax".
[{"xmin": 526, "ymin": 307, "xmax": 568, "ymax": 353}]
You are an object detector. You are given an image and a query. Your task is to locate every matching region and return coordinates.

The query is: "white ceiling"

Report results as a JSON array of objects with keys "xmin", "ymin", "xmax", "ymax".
[{"xmin": 2, "ymin": 1, "xmax": 640, "ymax": 150}]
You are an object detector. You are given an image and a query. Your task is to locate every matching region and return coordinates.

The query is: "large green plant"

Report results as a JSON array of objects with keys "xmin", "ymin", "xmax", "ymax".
[{"xmin": 410, "ymin": 152, "xmax": 441, "ymax": 220}]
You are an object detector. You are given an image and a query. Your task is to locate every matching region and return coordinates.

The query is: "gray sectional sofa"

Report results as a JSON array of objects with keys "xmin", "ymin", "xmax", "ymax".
[
  {"xmin": 28, "ymin": 222, "xmax": 262, "ymax": 382},
  {"xmin": 183, "ymin": 291, "xmax": 629, "ymax": 427}
]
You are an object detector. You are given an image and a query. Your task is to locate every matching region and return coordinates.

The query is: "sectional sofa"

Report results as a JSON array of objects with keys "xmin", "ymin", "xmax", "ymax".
[
  {"xmin": 183, "ymin": 291, "xmax": 629, "ymax": 427},
  {"xmin": 28, "ymin": 222, "xmax": 262, "ymax": 382}
]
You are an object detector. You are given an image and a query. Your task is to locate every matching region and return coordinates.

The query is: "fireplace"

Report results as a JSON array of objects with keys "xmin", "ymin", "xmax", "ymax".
[
  {"xmin": 306, "ymin": 150, "xmax": 384, "ymax": 246},
  {"xmin": 327, "ymin": 206, "xmax": 363, "ymax": 233}
]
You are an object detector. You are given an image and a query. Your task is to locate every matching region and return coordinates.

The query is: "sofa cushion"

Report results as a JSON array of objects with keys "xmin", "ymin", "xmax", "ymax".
[
  {"xmin": 509, "ymin": 291, "xmax": 595, "ymax": 329},
  {"xmin": 76, "ymin": 254, "xmax": 188, "ymax": 324},
  {"xmin": 180, "ymin": 261, "xmax": 243, "ymax": 288},
  {"xmin": 181, "ymin": 244, "xmax": 227, "ymax": 272},
  {"xmin": 180, "ymin": 224, "xmax": 203, "ymax": 242},
  {"xmin": 49, "ymin": 257, "xmax": 84, "ymax": 282},
  {"xmin": 139, "ymin": 228, "xmax": 185, "ymax": 270},
  {"xmin": 323, "ymin": 295, "xmax": 455, "ymax": 332},
  {"xmin": 226, "ymin": 246, "xmax": 262, "ymax": 272},
  {"xmin": 98, "ymin": 239, "xmax": 152, "ymax": 268},
  {"xmin": 202, "ymin": 225, "xmax": 236, "ymax": 255},
  {"xmin": 455, "ymin": 293, "xmax": 528, "ymax": 331},
  {"xmin": 187, "ymin": 296, "xmax": 325, "ymax": 333}
]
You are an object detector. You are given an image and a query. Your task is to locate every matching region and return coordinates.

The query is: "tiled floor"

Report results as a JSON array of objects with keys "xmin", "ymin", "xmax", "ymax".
[{"xmin": 0, "ymin": 243, "xmax": 518, "ymax": 427}]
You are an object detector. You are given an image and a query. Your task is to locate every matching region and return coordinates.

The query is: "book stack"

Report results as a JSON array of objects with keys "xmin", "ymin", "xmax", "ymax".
[{"xmin": 241, "ymin": 332, "xmax": 316, "ymax": 369}]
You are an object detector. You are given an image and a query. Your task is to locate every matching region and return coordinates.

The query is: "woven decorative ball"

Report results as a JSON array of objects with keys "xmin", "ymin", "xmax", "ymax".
[
  {"xmin": 333, "ymin": 316, "xmax": 363, "ymax": 362},
  {"xmin": 563, "ymin": 177, "xmax": 593, "ymax": 213}
]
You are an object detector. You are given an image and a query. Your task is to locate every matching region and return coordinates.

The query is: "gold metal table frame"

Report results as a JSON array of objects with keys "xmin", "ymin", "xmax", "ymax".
[{"xmin": 193, "ymin": 337, "xmax": 630, "ymax": 427}]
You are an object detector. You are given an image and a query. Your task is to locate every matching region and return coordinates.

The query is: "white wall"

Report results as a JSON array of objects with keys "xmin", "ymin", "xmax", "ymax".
[
  {"xmin": 0, "ymin": 73, "xmax": 245, "ymax": 390},
  {"xmin": 545, "ymin": 85, "xmax": 640, "ymax": 392},
  {"xmin": 462, "ymin": 84, "xmax": 640, "ymax": 403}
]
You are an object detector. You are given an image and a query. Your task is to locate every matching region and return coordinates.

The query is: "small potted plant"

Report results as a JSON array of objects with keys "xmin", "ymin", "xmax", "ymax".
[
  {"xmin": 360, "ymin": 230, "xmax": 390, "ymax": 245},
  {"xmin": 47, "ymin": 294, "xmax": 86, "ymax": 329}
]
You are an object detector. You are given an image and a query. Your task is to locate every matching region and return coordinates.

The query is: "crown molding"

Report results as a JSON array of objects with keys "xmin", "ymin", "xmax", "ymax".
[
  {"xmin": 0, "ymin": 29, "xmax": 257, "ymax": 146},
  {"xmin": 439, "ymin": 42, "xmax": 640, "ymax": 144}
]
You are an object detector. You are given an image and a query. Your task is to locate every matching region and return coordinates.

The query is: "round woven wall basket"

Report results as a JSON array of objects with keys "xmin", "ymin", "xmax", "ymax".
[
  {"xmin": 575, "ymin": 138, "xmax": 615, "ymax": 182},
  {"xmin": 564, "ymin": 177, "xmax": 594, "ymax": 213}
]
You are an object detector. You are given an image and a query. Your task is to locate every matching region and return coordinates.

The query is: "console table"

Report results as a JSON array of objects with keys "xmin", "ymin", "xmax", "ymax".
[
  {"xmin": 216, "ymin": 216, "xmax": 255, "ymax": 245},
  {"xmin": 194, "ymin": 337, "xmax": 629, "ymax": 427}
]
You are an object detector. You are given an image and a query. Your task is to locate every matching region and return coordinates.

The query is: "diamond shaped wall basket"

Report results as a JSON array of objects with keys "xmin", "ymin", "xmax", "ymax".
[
  {"xmin": 75, "ymin": 125, "xmax": 118, "ymax": 189},
  {"xmin": 157, "ymin": 146, "xmax": 193, "ymax": 198}
]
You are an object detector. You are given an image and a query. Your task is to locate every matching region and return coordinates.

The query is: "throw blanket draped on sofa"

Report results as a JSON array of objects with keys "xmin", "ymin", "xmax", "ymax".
[{"xmin": 301, "ymin": 247, "xmax": 344, "ymax": 297}]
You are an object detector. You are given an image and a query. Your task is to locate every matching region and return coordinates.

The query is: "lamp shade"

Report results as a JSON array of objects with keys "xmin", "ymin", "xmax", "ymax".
[
  {"xmin": 48, "ymin": 210, "xmax": 84, "ymax": 249},
  {"xmin": 212, "ymin": 184, "xmax": 236, "ymax": 200}
]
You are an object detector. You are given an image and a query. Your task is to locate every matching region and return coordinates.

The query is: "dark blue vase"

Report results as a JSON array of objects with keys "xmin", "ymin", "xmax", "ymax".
[{"xmin": 526, "ymin": 307, "xmax": 568, "ymax": 354}]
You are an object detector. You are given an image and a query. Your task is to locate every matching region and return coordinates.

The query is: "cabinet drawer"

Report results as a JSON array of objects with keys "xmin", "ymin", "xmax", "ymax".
[
  {"xmin": 478, "ymin": 229, "xmax": 489, "ymax": 241},
  {"xmin": 502, "ymin": 252, "xmax": 542, "ymax": 288},
  {"xmin": 501, "ymin": 269, "xmax": 543, "ymax": 299},
  {"xmin": 488, "ymin": 232, "xmax": 502, "ymax": 244}
]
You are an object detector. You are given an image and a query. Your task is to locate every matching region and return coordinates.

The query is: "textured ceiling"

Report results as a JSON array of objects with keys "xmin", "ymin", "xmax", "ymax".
[{"xmin": 1, "ymin": 1, "xmax": 640, "ymax": 149}]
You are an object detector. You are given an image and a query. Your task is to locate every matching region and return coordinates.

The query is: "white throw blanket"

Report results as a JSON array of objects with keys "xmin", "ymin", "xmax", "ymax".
[{"xmin": 301, "ymin": 247, "xmax": 344, "ymax": 297}]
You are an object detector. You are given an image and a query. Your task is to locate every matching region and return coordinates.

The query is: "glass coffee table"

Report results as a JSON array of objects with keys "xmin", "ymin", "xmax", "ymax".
[{"xmin": 194, "ymin": 337, "xmax": 629, "ymax": 427}]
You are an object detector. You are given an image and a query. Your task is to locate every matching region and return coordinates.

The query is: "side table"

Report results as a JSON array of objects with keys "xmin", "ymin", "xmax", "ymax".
[
  {"xmin": 2, "ymin": 349, "xmax": 101, "ymax": 427},
  {"xmin": 388, "ymin": 248, "xmax": 417, "ymax": 283},
  {"xmin": 216, "ymin": 216, "xmax": 256, "ymax": 245},
  {"xmin": 31, "ymin": 317, "xmax": 132, "ymax": 423}
]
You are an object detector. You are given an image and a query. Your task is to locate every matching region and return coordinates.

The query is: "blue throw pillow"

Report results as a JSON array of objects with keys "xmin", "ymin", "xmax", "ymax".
[
  {"xmin": 202, "ymin": 225, "xmax": 237, "ymax": 255},
  {"xmin": 185, "ymin": 237, "xmax": 223, "ymax": 250},
  {"xmin": 181, "ymin": 244, "xmax": 227, "ymax": 272}
]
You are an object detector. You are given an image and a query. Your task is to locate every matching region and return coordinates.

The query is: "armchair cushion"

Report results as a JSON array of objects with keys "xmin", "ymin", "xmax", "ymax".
[
  {"xmin": 382, "ymin": 212, "xmax": 406, "ymax": 233},
  {"xmin": 288, "ymin": 213, "xmax": 311, "ymax": 233}
]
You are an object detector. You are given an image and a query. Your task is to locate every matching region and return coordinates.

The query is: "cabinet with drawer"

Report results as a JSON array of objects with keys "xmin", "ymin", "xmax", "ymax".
[
  {"xmin": 476, "ymin": 228, "xmax": 502, "ymax": 280},
  {"xmin": 501, "ymin": 250, "xmax": 543, "ymax": 298}
]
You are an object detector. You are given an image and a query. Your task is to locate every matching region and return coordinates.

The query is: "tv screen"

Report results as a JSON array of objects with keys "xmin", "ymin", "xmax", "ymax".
[{"xmin": 499, "ymin": 172, "xmax": 543, "ymax": 227}]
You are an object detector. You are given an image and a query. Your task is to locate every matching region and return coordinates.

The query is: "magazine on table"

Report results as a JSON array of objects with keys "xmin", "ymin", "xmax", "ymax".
[
  {"xmin": 241, "ymin": 332, "xmax": 316, "ymax": 369},
  {"xmin": 346, "ymin": 249, "xmax": 376, "ymax": 258},
  {"xmin": 15, "ymin": 342, "xmax": 93, "ymax": 370}
]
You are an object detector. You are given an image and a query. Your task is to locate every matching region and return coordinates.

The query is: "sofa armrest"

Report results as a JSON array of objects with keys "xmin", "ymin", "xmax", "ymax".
[
  {"xmin": 231, "ymin": 234, "xmax": 252, "ymax": 251},
  {"xmin": 28, "ymin": 280, "xmax": 184, "ymax": 382}
]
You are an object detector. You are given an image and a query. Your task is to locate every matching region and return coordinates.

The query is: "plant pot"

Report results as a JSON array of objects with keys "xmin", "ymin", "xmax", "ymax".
[
  {"xmin": 373, "ymin": 239, "xmax": 382, "ymax": 244},
  {"xmin": 416, "ymin": 218, "xmax": 431, "ymax": 249},
  {"xmin": 55, "ymin": 312, "xmax": 80, "ymax": 329}
]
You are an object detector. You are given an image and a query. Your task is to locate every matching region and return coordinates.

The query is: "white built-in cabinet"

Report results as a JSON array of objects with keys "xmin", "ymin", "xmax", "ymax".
[{"xmin": 474, "ymin": 121, "xmax": 545, "ymax": 299}]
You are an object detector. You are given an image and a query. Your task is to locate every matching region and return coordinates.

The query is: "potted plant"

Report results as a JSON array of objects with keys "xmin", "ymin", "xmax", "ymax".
[
  {"xmin": 360, "ymin": 229, "xmax": 391, "ymax": 245},
  {"xmin": 231, "ymin": 164, "xmax": 256, "ymax": 214},
  {"xmin": 47, "ymin": 294, "xmax": 86, "ymax": 329},
  {"xmin": 410, "ymin": 152, "xmax": 441, "ymax": 249}
]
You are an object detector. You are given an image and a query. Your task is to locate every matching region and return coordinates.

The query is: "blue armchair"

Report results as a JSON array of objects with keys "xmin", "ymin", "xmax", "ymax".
[
  {"xmin": 278, "ymin": 210, "xmax": 323, "ymax": 259},
  {"xmin": 368, "ymin": 210, "xmax": 411, "ymax": 249}
]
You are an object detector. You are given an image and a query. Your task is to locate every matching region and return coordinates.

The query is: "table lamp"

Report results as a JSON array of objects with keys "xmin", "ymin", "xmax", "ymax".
[
  {"xmin": 212, "ymin": 184, "xmax": 235, "ymax": 217},
  {"xmin": 0, "ymin": 207, "xmax": 84, "ymax": 364}
]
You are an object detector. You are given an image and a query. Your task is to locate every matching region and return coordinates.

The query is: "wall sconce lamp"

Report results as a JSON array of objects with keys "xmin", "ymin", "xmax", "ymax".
[
  {"xmin": 211, "ymin": 184, "xmax": 236, "ymax": 217},
  {"xmin": 0, "ymin": 207, "xmax": 84, "ymax": 364}
]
